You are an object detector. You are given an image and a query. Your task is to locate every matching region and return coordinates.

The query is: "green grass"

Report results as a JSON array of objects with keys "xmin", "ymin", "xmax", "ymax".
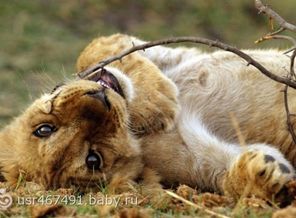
[{"xmin": 0, "ymin": 0, "xmax": 294, "ymax": 127}]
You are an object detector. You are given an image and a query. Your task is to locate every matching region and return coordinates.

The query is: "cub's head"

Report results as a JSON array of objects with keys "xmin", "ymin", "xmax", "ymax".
[{"xmin": 0, "ymin": 67, "xmax": 142, "ymax": 190}]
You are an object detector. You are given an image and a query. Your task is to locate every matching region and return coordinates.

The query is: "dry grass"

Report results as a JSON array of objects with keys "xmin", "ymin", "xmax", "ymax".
[{"xmin": 0, "ymin": 181, "xmax": 295, "ymax": 218}]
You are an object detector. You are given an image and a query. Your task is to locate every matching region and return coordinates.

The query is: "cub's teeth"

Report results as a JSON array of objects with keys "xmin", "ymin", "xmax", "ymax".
[{"xmin": 98, "ymin": 80, "xmax": 111, "ymax": 89}]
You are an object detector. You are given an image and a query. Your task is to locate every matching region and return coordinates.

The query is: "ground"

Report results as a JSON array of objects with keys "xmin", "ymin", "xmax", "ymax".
[{"xmin": 0, "ymin": 181, "xmax": 296, "ymax": 218}]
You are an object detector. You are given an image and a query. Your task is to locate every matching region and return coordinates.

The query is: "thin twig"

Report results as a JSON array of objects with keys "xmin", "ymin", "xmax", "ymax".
[
  {"xmin": 255, "ymin": 27, "xmax": 286, "ymax": 44},
  {"xmin": 229, "ymin": 112, "xmax": 246, "ymax": 147},
  {"xmin": 256, "ymin": 35, "xmax": 296, "ymax": 45},
  {"xmin": 290, "ymin": 49, "xmax": 296, "ymax": 79},
  {"xmin": 282, "ymin": 50, "xmax": 296, "ymax": 143},
  {"xmin": 283, "ymin": 84, "xmax": 296, "ymax": 144},
  {"xmin": 165, "ymin": 190, "xmax": 230, "ymax": 218},
  {"xmin": 78, "ymin": 37, "xmax": 296, "ymax": 89},
  {"xmin": 255, "ymin": 0, "xmax": 296, "ymax": 32},
  {"xmin": 285, "ymin": 50, "xmax": 296, "ymax": 143},
  {"xmin": 255, "ymin": 0, "xmax": 296, "ymax": 144},
  {"xmin": 278, "ymin": 35, "xmax": 296, "ymax": 143},
  {"xmin": 272, "ymin": 35, "xmax": 296, "ymax": 45},
  {"xmin": 284, "ymin": 47, "xmax": 296, "ymax": 55},
  {"xmin": 77, "ymin": 0, "xmax": 296, "ymax": 146},
  {"xmin": 269, "ymin": 27, "xmax": 285, "ymax": 36}
]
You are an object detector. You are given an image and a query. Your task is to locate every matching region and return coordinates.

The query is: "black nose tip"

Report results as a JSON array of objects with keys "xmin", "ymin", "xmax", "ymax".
[
  {"xmin": 86, "ymin": 152, "xmax": 102, "ymax": 170},
  {"xmin": 86, "ymin": 90, "xmax": 111, "ymax": 111}
]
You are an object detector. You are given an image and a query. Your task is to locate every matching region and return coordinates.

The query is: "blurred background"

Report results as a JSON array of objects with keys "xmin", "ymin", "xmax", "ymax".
[{"xmin": 0, "ymin": 0, "xmax": 295, "ymax": 127}]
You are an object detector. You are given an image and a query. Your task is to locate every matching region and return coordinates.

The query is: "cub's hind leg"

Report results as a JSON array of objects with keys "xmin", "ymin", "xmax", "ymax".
[
  {"xmin": 223, "ymin": 144, "xmax": 295, "ymax": 201},
  {"xmin": 178, "ymin": 111, "xmax": 294, "ymax": 201}
]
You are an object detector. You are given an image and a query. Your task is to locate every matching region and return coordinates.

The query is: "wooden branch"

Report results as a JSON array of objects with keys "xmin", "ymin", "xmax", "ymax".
[
  {"xmin": 254, "ymin": 1, "xmax": 296, "ymax": 144},
  {"xmin": 77, "ymin": 0, "xmax": 296, "ymax": 146},
  {"xmin": 256, "ymin": 35, "xmax": 296, "ymax": 45},
  {"xmin": 290, "ymin": 49, "xmax": 296, "ymax": 79},
  {"xmin": 284, "ymin": 86, "xmax": 296, "ymax": 142},
  {"xmin": 78, "ymin": 36, "xmax": 296, "ymax": 89},
  {"xmin": 284, "ymin": 47, "xmax": 296, "ymax": 55},
  {"xmin": 285, "ymin": 50, "xmax": 296, "ymax": 143},
  {"xmin": 255, "ymin": 0, "xmax": 296, "ymax": 32},
  {"xmin": 283, "ymin": 84, "xmax": 296, "ymax": 143}
]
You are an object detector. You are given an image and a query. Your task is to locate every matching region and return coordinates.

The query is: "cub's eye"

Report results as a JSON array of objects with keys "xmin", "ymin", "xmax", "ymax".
[{"xmin": 33, "ymin": 124, "xmax": 56, "ymax": 138}]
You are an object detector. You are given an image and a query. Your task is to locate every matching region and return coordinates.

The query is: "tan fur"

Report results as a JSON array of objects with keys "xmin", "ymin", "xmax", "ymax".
[
  {"xmin": 75, "ymin": 34, "xmax": 296, "ymax": 200},
  {"xmin": 0, "ymin": 80, "xmax": 143, "ymax": 190},
  {"xmin": 137, "ymin": 44, "xmax": 296, "ymax": 165},
  {"xmin": 77, "ymin": 34, "xmax": 180, "ymax": 136},
  {"xmin": 0, "ymin": 33, "xmax": 295, "ymax": 202}
]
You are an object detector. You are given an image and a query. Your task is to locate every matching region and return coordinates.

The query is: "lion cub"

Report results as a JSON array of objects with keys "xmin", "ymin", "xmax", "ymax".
[
  {"xmin": 76, "ymin": 34, "xmax": 295, "ymax": 201},
  {"xmin": 0, "ymin": 34, "xmax": 294, "ymax": 203}
]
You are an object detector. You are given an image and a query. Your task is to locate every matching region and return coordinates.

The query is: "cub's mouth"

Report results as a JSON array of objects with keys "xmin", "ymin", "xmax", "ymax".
[{"xmin": 88, "ymin": 68, "xmax": 125, "ymax": 99}]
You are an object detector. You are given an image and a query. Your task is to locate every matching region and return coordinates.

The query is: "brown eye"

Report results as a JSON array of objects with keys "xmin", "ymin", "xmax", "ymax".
[{"xmin": 33, "ymin": 124, "xmax": 56, "ymax": 138}]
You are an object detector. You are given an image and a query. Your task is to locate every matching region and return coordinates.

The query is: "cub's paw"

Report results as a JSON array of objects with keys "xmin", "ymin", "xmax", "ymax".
[
  {"xmin": 76, "ymin": 34, "xmax": 180, "ymax": 136},
  {"xmin": 223, "ymin": 149, "xmax": 294, "ymax": 201},
  {"xmin": 128, "ymin": 89, "xmax": 180, "ymax": 136}
]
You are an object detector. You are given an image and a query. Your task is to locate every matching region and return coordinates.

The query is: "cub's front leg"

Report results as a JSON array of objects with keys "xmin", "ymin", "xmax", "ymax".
[
  {"xmin": 223, "ymin": 145, "xmax": 295, "ymax": 201},
  {"xmin": 76, "ymin": 34, "xmax": 180, "ymax": 136}
]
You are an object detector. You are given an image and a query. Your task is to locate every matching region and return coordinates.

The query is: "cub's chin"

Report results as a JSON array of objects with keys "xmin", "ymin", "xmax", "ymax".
[{"xmin": 0, "ymin": 67, "xmax": 143, "ymax": 191}]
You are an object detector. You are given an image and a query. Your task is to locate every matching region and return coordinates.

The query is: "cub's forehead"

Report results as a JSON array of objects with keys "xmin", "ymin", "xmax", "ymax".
[
  {"xmin": 28, "ymin": 67, "xmax": 135, "ymax": 115},
  {"xmin": 31, "ymin": 80, "xmax": 94, "ymax": 114}
]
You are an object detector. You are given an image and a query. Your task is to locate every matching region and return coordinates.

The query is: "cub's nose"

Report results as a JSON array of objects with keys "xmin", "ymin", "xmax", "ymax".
[
  {"xmin": 86, "ymin": 89, "xmax": 111, "ymax": 110},
  {"xmin": 86, "ymin": 151, "xmax": 103, "ymax": 170}
]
